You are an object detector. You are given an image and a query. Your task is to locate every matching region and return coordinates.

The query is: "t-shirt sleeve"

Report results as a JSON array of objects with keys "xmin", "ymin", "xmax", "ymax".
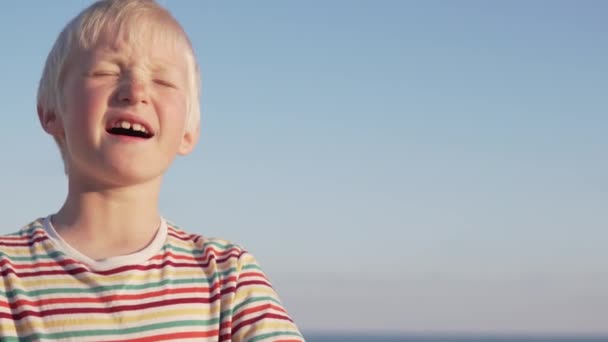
[{"xmin": 229, "ymin": 250, "xmax": 305, "ymax": 342}]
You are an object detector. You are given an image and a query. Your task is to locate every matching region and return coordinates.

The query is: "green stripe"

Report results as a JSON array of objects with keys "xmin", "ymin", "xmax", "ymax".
[
  {"xmin": 3, "ymin": 233, "xmax": 239, "ymax": 263},
  {"xmin": 248, "ymin": 331, "xmax": 303, "ymax": 342},
  {"xmin": 167, "ymin": 244, "xmax": 198, "ymax": 255},
  {"xmin": 19, "ymin": 225, "xmax": 43, "ymax": 235},
  {"xmin": 201, "ymin": 240, "xmax": 238, "ymax": 250},
  {"xmin": 0, "ymin": 268, "xmax": 238, "ymax": 299},
  {"xmin": 5, "ymin": 243, "xmax": 234, "ymax": 261},
  {"xmin": 1, "ymin": 337, "xmax": 21, "ymax": 342},
  {"xmin": 7, "ymin": 241, "xmax": 240, "ymax": 262},
  {"xmin": 242, "ymin": 264, "xmax": 262, "ymax": 271},
  {"xmin": 22, "ymin": 319, "xmax": 219, "ymax": 340},
  {"xmin": 167, "ymin": 241, "xmax": 239, "ymax": 255},
  {"xmin": 5, "ymin": 224, "xmax": 45, "ymax": 237},
  {"xmin": 7, "ymin": 250, "xmax": 63, "ymax": 262},
  {"xmin": 233, "ymin": 296, "xmax": 282, "ymax": 314}
]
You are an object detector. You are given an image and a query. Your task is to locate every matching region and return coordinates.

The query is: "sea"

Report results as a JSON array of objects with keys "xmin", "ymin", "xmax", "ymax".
[{"xmin": 303, "ymin": 334, "xmax": 608, "ymax": 342}]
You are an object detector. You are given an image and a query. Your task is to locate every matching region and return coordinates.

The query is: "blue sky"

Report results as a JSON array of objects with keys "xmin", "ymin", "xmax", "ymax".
[{"xmin": 1, "ymin": 0, "xmax": 607, "ymax": 335}]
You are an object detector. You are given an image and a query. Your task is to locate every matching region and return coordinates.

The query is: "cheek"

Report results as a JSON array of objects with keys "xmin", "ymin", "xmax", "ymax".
[
  {"xmin": 59, "ymin": 90, "xmax": 109, "ymax": 148},
  {"xmin": 64, "ymin": 86, "xmax": 107, "ymax": 125},
  {"xmin": 160, "ymin": 95, "xmax": 189, "ymax": 134}
]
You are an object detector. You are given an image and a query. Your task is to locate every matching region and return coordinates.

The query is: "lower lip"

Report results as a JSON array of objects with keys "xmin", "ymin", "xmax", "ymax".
[{"xmin": 106, "ymin": 132, "xmax": 152, "ymax": 142}]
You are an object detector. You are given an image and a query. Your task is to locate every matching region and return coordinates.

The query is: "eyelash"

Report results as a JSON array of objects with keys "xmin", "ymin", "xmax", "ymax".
[
  {"xmin": 92, "ymin": 71, "xmax": 119, "ymax": 77},
  {"xmin": 90, "ymin": 71, "xmax": 177, "ymax": 89},
  {"xmin": 154, "ymin": 79, "xmax": 177, "ymax": 88}
]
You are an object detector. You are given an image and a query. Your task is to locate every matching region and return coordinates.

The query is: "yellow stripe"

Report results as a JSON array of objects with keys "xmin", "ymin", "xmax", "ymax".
[
  {"xmin": 1, "ymin": 308, "xmax": 220, "ymax": 333},
  {"xmin": 168, "ymin": 238, "xmax": 239, "ymax": 254},
  {"xmin": 237, "ymin": 321, "xmax": 302, "ymax": 340},
  {"xmin": 11, "ymin": 269, "xmax": 230, "ymax": 288},
  {"xmin": 3, "ymin": 232, "xmax": 236, "ymax": 257},
  {"xmin": 166, "ymin": 238, "xmax": 196, "ymax": 250},
  {"xmin": 234, "ymin": 287, "xmax": 277, "ymax": 304},
  {"xmin": 0, "ymin": 245, "xmax": 51, "ymax": 256}
]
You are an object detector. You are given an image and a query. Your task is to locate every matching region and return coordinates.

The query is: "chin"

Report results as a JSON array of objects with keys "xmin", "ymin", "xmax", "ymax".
[
  {"xmin": 110, "ymin": 170, "xmax": 162, "ymax": 187},
  {"xmin": 69, "ymin": 158, "xmax": 167, "ymax": 189},
  {"xmin": 103, "ymin": 162, "xmax": 167, "ymax": 187}
]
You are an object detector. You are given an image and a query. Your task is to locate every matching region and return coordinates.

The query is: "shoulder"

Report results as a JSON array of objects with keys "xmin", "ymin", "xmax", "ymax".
[
  {"xmin": 1, "ymin": 218, "xmax": 46, "ymax": 240},
  {"xmin": 0, "ymin": 218, "xmax": 48, "ymax": 258},
  {"xmin": 163, "ymin": 220, "xmax": 269, "ymax": 285},
  {"xmin": 0, "ymin": 218, "xmax": 53, "ymax": 289},
  {"xmin": 163, "ymin": 220, "xmax": 303, "ymax": 340},
  {"xmin": 164, "ymin": 219, "xmax": 252, "ymax": 265}
]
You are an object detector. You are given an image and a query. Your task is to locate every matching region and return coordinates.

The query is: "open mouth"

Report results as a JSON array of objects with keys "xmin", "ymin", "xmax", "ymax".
[{"xmin": 106, "ymin": 120, "xmax": 154, "ymax": 139}]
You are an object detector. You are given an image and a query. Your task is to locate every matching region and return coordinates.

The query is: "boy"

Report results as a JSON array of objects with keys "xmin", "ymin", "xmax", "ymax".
[{"xmin": 0, "ymin": 1, "xmax": 304, "ymax": 341}]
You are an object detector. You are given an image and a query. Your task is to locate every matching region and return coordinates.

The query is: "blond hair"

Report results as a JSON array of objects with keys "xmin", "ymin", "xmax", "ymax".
[{"xmin": 37, "ymin": 0, "xmax": 201, "ymax": 168}]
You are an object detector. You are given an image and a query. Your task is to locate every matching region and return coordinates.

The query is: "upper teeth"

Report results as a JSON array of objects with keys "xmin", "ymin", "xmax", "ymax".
[{"xmin": 116, "ymin": 120, "xmax": 147, "ymax": 133}]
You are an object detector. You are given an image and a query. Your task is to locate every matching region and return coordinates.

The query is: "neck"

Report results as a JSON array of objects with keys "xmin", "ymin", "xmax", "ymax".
[{"xmin": 52, "ymin": 176, "xmax": 164, "ymax": 260}]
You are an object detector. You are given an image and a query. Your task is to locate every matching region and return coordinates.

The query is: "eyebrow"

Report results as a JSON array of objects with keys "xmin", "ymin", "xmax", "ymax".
[{"xmin": 88, "ymin": 52, "xmax": 179, "ymax": 72}]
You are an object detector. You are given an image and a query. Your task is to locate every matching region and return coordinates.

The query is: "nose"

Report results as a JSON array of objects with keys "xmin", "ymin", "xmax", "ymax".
[{"xmin": 117, "ymin": 77, "xmax": 149, "ymax": 105}]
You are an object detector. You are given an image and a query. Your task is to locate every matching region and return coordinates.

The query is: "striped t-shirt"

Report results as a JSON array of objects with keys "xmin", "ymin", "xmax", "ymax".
[{"xmin": 0, "ymin": 217, "xmax": 304, "ymax": 341}]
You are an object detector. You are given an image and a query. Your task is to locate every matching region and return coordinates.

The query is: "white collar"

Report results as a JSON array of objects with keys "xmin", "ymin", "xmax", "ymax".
[{"xmin": 43, "ymin": 215, "xmax": 168, "ymax": 271}]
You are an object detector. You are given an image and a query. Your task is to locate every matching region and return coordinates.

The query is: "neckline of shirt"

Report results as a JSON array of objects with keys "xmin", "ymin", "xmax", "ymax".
[{"xmin": 42, "ymin": 215, "xmax": 168, "ymax": 271}]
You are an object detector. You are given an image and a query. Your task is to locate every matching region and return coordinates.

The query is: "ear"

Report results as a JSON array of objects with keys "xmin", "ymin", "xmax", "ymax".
[
  {"xmin": 37, "ymin": 105, "xmax": 64, "ymax": 137},
  {"xmin": 177, "ymin": 123, "xmax": 200, "ymax": 156}
]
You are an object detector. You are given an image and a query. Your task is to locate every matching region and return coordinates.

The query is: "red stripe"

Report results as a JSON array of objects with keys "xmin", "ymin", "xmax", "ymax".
[
  {"xmin": 167, "ymin": 231, "xmax": 199, "ymax": 242},
  {"xmin": 6, "ymin": 283, "xmax": 240, "ymax": 308},
  {"xmin": 148, "ymin": 248, "xmax": 241, "ymax": 265},
  {"xmin": 232, "ymin": 312, "xmax": 294, "ymax": 335},
  {"xmin": 167, "ymin": 226, "xmax": 201, "ymax": 240},
  {"xmin": 217, "ymin": 322, "xmax": 233, "ymax": 341},
  {"xmin": 114, "ymin": 330, "xmax": 219, "ymax": 342},
  {"xmin": 232, "ymin": 303, "xmax": 288, "ymax": 322},
  {"xmin": 0, "ymin": 236, "xmax": 29, "ymax": 241},
  {"xmin": 237, "ymin": 280, "xmax": 273, "ymax": 290},
  {"xmin": 0, "ymin": 231, "xmax": 45, "ymax": 241},
  {"xmin": 161, "ymin": 246, "xmax": 243, "ymax": 263},
  {"xmin": 2, "ymin": 293, "xmax": 239, "ymax": 320},
  {"xmin": 238, "ymin": 271, "xmax": 268, "ymax": 280},
  {"xmin": 91, "ymin": 255, "xmax": 241, "ymax": 276},
  {"xmin": 0, "ymin": 247, "xmax": 240, "ymax": 271},
  {"xmin": 0, "ymin": 255, "xmax": 242, "ymax": 278},
  {"xmin": 0, "ymin": 236, "xmax": 48, "ymax": 247},
  {"xmin": 142, "ymin": 248, "xmax": 241, "ymax": 266},
  {"xmin": 218, "ymin": 321, "xmax": 233, "ymax": 342},
  {"xmin": 167, "ymin": 232, "xmax": 218, "ymax": 247},
  {"xmin": 0, "ymin": 258, "xmax": 81, "ymax": 270},
  {"xmin": 0, "ymin": 266, "xmax": 88, "ymax": 278}
]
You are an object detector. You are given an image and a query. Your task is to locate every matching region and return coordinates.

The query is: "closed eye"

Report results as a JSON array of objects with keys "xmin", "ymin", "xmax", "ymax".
[
  {"xmin": 154, "ymin": 79, "xmax": 178, "ymax": 88},
  {"xmin": 92, "ymin": 71, "xmax": 119, "ymax": 77}
]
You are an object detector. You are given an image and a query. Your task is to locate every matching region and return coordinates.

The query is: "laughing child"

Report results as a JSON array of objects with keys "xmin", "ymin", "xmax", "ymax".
[{"xmin": 0, "ymin": 1, "xmax": 304, "ymax": 341}]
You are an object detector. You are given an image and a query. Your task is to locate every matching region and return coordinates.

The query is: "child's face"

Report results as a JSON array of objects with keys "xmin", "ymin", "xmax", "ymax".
[{"xmin": 52, "ymin": 21, "xmax": 198, "ymax": 187}]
